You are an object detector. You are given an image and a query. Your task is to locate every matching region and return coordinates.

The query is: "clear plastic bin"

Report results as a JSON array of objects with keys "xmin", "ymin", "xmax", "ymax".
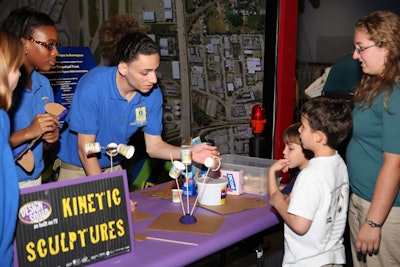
[{"xmin": 220, "ymin": 154, "xmax": 276, "ymax": 195}]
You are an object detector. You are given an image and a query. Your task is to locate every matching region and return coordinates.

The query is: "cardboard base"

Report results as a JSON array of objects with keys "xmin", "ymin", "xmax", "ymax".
[
  {"xmin": 147, "ymin": 211, "xmax": 225, "ymax": 235},
  {"xmin": 132, "ymin": 209, "xmax": 154, "ymax": 222},
  {"xmin": 139, "ymin": 181, "xmax": 176, "ymax": 199},
  {"xmin": 193, "ymin": 194, "xmax": 267, "ymax": 215}
]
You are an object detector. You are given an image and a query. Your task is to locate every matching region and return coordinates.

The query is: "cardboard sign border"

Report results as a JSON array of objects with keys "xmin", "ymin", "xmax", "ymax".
[{"xmin": 13, "ymin": 170, "xmax": 135, "ymax": 267}]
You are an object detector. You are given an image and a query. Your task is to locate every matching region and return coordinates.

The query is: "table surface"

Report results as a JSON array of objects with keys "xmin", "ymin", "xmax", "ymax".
[{"xmin": 94, "ymin": 183, "xmax": 280, "ymax": 267}]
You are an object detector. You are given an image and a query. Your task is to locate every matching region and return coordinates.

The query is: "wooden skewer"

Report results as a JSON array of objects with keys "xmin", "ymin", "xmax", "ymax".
[
  {"xmin": 14, "ymin": 134, "xmax": 42, "ymax": 161},
  {"xmin": 190, "ymin": 167, "xmax": 211, "ymax": 215},
  {"xmin": 146, "ymin": 236, "xmax": 198, "ymax": 246},
  {"xmin": 170, "ymin": 154, "xmax": 186, "ymax": 215},
  {"xmin": 175, "ymin": 178, "xmax": 186, "ymax": 216},
  {"xmin": 185, "ymin": 164, "xmax": 189, "ymax": 214}
]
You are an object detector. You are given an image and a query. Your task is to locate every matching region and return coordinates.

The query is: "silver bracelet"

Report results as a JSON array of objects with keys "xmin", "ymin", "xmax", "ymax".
[{"xmin": 366, "ymin": 219, "xmax": 382, "ymax": 228}]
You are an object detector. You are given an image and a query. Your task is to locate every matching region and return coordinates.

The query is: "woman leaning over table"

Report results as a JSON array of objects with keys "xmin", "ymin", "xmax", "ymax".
[
  {"xmin": 1, "ymin": 7, "xmax": 60, "ymax": 188},
  {"xmin": 0, "ymin": 29, "xmax": 25, "ymax": 267},
  {"xmin": 346, "ymin": 10, "xmax": 400, "ymax": 266}
]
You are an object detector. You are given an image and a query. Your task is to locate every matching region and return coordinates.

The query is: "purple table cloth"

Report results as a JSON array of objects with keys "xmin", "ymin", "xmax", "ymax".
[{"xmin": 93, "ymin": 183, "xmax": 281, "ymax": 267}]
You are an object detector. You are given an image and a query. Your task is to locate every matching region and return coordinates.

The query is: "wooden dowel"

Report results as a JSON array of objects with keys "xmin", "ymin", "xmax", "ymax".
[
  {"xmin": 146, "ymin": 236, "xmax": 198, "ymax": 246},
  {"xmin": 190, "ymin": 168, "xmax": 211, "ymax": 215}
]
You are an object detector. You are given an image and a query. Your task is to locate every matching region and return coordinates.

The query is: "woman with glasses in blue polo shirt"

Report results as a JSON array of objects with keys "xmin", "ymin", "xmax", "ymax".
[{"xmin": 2, "ymin": 7, "xmax": 60, "ymax": 188}]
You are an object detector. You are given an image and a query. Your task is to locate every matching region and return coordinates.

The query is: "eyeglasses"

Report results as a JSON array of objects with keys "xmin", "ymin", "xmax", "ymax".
[
  {"xmin": 354, "ymin": 44, "xmax": 376, "ymax": 54},
  {"xmin": 25, "ymin": 36, "xmax": 57, "ymax": 50}
]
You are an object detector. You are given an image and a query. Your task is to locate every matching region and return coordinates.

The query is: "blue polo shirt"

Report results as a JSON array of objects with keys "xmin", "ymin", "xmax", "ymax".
[
  {"xmin": 57, "ymin": 66, "xmax": 163, "ymax": 168},
  {"xmin": 0, "ymin": 109, "xmax": 19, "ymax": 266},
  {"xmin": 10, "ymin": 71, "xmax": 54, "ymax": 182},
  {"xmin": 346, "ymin": 85, "xmax": 400, "ymax": 206}
]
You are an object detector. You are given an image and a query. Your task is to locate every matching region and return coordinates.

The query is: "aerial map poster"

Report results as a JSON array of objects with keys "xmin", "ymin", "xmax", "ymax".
[{"xmin": 0, "ymin": 0, "xmax": 273, "ymax": 156}]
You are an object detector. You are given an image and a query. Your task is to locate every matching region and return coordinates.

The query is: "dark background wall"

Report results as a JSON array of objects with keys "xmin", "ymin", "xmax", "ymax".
[{"xmin": 297, "ymin": 0, "xmax": 400, "ymax": 63}]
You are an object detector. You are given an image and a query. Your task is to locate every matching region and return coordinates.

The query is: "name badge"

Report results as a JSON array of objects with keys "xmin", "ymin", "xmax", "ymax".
[{"xmin": 136, "ymin": 106, "xmax": 147, "ymax": 127}]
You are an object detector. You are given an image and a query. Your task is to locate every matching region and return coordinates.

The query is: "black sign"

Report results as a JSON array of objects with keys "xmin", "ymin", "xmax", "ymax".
[{"xmin": 14, "ymin": 170, "xmax": 134, "ymax": 267}]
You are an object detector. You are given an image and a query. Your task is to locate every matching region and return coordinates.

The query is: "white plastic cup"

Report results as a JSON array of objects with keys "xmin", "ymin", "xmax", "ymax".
[
  {"xmin": 171, "ymin": 189, "xmax": 183, "ymax": 203},
  {"xmin": 169, "ymin": 160, "xmax": 185, "ymax": 179},
  {"xmin": 85, "ymin": 142, "xmax": 101, "ymax": 156},
  {"xmin": 118, "ymin": 144, "xmax": 135, "ymax": 159},
  {"xmin": 204, "ymin": 156, "xmax": 221, "ymax": 171},
  {"xmin": 180, "ymin": 149, "xmax": 192, "ymax": 165},
  {"xmin": 106, "ymin": 142, "xmax": 118, "ymax": 157}
]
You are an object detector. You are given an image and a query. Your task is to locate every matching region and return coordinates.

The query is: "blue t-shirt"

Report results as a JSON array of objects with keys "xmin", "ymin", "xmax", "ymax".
[
  {"xmin": 346, "ymin": 85, "xmax": 400, "ymax": 206},
  {"xmin": 57, "ymin": 66, "xmax": 163, "ymax": 168},
  {"xmin": 10, "ymin": 71, "xmax": 55, "ymax": 181},
  {"xmin": 0, "ymin": 109, "xmax": 19, "ymax": 267}
]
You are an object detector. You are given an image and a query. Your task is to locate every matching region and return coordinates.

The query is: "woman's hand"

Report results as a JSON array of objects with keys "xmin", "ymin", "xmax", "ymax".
[
  {"xmin": 29, "ymin": 113, "xmax": 59, "ymax": 139},
  {"xmin": 42, "ymin": 126, "xmax": 59, "ymax": 144},
  {"xmin": 356, "ymin": 221, "xmax": 381, "ymax": 255}
]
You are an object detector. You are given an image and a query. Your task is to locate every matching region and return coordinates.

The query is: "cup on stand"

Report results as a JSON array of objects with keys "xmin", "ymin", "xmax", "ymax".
[
  {"xmin": 169, "ymin": 160, "xmax": 185, "ymax": 179},
  {"xmin": 171, "ymin": 189, "xmax": 183, "ymax": 203},
  {"xmin": 180, "ymin": 149, "xmax": 192, "ymax": 165},
  {"xmin": 106, "ymin": 143, "xmax": 118, "ymax": 157},
  {"xmin": 204, "ymin": 156, "xmax": 221, "ymax": 171},
  {"xmin": 117, "ymin": 144, "xmax": 135, "ymax": 159},
  {"xmin": 85, "ymin": 142, "xmax": 101, "ymax": 156}
]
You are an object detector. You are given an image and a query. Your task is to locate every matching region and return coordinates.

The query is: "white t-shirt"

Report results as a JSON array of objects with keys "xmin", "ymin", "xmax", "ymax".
[{"xmin": 283, "ymin": 152, "xmax": 349, "ymax": 266}]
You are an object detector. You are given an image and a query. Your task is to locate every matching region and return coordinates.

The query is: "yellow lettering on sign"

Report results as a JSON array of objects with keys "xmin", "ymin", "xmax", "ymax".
[
  {"xmin": 77, "ymin": 228, "xmax": 88, "ymax": 247},
  {"xmin": 24, "ymin": 219, "xmax": 128, "ymax": 263},
  {"xmin": 48, "ymin": 234, "xmax": 59, "ymax": 255},
  {"xmin": 62, "ymin": 189, "xmax": 122, "ymax": 218},
  {"xmin": 26, "ymin": 242, "xmax": 36, "ymax": 262}
]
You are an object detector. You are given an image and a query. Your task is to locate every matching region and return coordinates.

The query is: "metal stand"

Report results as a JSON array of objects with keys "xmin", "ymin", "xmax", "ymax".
[
  {"xmin": 255, "ymin": 244, "xmax": 264, "ymax": 267},
  {"xmin": 249, "ymin": 134, "xmax": 268, "ymax": 158}
]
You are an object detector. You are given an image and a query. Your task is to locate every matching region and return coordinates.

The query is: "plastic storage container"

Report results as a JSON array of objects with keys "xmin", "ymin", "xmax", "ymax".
[
  {"xmin": 197, "ymin": 178, "xmax": 227, "ymax": 206},
  {"xmin": 220, "ymin": 154, "xmax": 277, "ymax": 195}
]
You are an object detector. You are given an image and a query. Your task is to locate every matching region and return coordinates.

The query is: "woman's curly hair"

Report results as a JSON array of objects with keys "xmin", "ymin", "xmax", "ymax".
[{"xmin": 99, "ymin": 14, "xmax": 141, "ymax": 65}]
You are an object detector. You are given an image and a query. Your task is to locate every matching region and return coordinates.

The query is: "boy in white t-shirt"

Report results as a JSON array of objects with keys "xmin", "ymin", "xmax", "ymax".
[
  {"xmin": 268, "ymin": 97, "xmax": 352, "ymax": 267},
  {"xmin": 278, "ymin": 122, "xmax": 314, "ymax": 196}
]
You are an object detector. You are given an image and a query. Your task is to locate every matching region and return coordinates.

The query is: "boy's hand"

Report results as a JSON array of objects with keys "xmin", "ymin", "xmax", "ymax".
[
  {"xmin": 270, "ymin": 159, "xmax": 290, "ymax": 173},
  {"xmin": 269, "ymin": 159, "xmax": 289, "ymax": 196}
]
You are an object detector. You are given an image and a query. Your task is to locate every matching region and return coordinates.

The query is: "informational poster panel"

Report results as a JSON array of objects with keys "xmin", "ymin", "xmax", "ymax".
[
  {"xmin": 41, "ymin": 46, "xmax": 97, "ymax": 110},
  {"xmin": 14, "ymin": 170, "xmax": 134, "ymax": 267}
]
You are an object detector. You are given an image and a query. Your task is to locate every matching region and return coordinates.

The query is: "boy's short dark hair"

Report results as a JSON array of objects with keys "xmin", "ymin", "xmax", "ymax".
[
  {"xmin": 301, "ymin": 97, "xmax": 352, "ymax": 149},
  {"xmin": 284, "ymin": 122, "xmax": 314, "ymax": 160},
  {"xmin": 116, "ymin": 32, "xmax": 160, "ymax": 64}
]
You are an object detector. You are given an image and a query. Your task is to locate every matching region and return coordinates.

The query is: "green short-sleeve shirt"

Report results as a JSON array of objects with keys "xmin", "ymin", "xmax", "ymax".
[{"xmin": 346, "ymin": 84, "xmax": 400, "ymax": 206}]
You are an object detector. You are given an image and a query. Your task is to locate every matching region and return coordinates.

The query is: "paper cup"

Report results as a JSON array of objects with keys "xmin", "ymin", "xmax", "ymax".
[
  {"xmin": 169, "ymin": 160, "xmax": 185, "ymax": 179},
  {"xmin": 204, "ymin": 156, "xmax": 221, "ymax": 171},
  {"xmin": 118, "ymin": 144, "xmax": 135, "ymax": 159},
  {"xmin": 180, "ymin": 149, "xmax": 192, "ymax": 164},
  {"xmin": 106, "ymin": 143, "xmax": 118, "ymax": 157},
  {"xmin": 171, "ymin": 189, "xmax": 183, "ymax": 203},
  {"xmin": 85, "ymin": 142, "xmax": 101, "ymax": 156}
]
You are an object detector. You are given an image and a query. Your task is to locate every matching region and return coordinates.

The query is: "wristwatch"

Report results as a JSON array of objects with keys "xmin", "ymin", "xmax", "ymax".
[{"xmin": 366, "ymin": 219, "xmax": 382, "ymax": 228}]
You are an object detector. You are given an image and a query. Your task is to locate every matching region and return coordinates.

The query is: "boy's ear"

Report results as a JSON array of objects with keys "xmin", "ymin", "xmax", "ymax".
[
  {"xmin": 314, "ymin": 130, "xmax": 326, "ymax": 144},
  {"xmin": 117, "ymin": 62, "xmax": 128, "ymax": 76}
]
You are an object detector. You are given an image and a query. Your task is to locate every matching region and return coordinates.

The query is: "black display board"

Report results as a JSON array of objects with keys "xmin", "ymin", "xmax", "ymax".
[{"xmin": 14, "ymin": 170, "xmax": 134, "ymax": 267}]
